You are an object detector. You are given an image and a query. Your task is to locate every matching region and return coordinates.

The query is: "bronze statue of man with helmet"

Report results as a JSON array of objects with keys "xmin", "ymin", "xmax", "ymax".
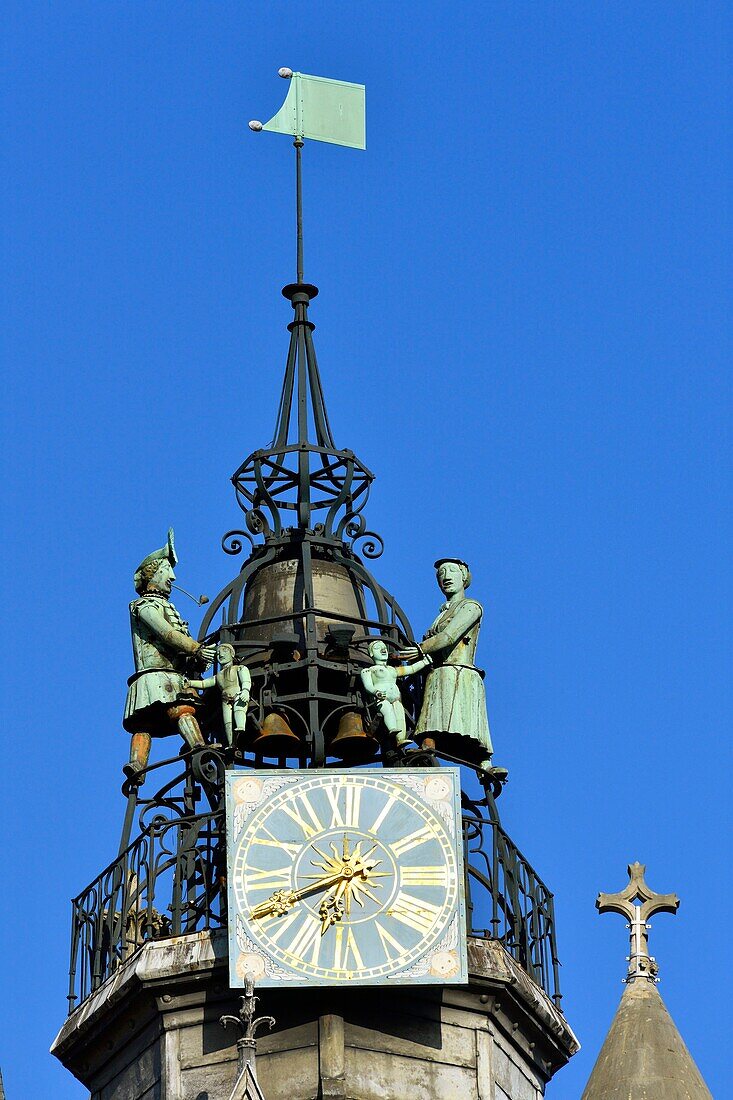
[{"xmin": 123, "ymin": 529, "xmax": 216, "ymax": 780}]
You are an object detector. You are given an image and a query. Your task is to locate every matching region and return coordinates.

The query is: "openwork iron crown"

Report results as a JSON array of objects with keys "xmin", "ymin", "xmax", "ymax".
[{"xmin": 227, "ymin": 283, "xmax": 379, "ymax": 554}]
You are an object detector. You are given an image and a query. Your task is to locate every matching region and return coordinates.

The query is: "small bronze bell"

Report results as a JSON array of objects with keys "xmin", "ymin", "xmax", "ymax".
[
  {"xmin": 250, "ymin": 712, "xmax": 302, "ymax": 757},
  {"xmin": 329, "ymin": 711, "xmax": 379, "ymax": 762}
]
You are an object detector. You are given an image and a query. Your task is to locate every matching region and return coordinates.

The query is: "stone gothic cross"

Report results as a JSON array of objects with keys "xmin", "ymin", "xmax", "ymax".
[{"xmin": 596, "ymin": 862, "xmax": 680, "ymax": 982}]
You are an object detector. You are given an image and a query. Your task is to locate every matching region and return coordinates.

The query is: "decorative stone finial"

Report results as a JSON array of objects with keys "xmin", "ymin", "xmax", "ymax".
[
  {"xmin": 220, "ymin": 973, "xmax": 275, "ymax": 1069},
  {"xmin": 596, "ymin": 862, "xmax": 679, "ymax": 983}
]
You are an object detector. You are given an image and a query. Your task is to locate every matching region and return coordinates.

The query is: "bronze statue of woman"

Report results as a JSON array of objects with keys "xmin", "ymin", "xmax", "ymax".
[{"xmin": 403, "ymin": 558, "xmax": 493, "ymax": 770}]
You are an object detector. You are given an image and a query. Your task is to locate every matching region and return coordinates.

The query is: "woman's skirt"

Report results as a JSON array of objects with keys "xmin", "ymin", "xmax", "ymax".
[{"xmin": 415, "ymin": 664, "xmax": 492, "ymax": 754}]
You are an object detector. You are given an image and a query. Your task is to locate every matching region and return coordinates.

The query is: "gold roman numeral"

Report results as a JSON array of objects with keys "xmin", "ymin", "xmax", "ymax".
[
  {"xmin": 369, "ymin": 795, "xmax": 396, "ymax": 834},
  {"xmin": 325, "ymin": 782, "xmax": 362, "ymax": 829},
  {"xmin": 345, "ymin": 784, "xmax": 361, "ymax": 828},
  {"xmin": 375, "ymin": 921, "xmax": 407, "ymax": 961},
  {"xmin": 244, "ymin": 865, "xmax": 293, "ymax": 892},
  {"xmin": 390, "ymin": 891, "xmax": 442, "ymax": 934},
  {"xmin": 251, "ymin": 825, "xmax": 300, "ymax": 858},
  {"xmin": 325, "ymin": 784, "xmax": 344, "ymax": 827},
  {"xmin": 279, "ymin": 793, "xmax": 324, "ymax": 838},
  {"xmin": 391, "ymin": 825, "xmax": 434, "ymax": 858},
  {"xmin": 333, "ymin": 925, "xmax": 364, "ymax": 971},
  {"xmin": 286, "ymin": 913, "xmax": 322, "ymax": 964},
  {"xmin": 400, "ymin": 865, "xmax": 448, "ymax": 887}
]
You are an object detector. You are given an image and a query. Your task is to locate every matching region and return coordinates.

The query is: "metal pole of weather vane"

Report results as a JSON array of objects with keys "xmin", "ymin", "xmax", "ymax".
[
  {"xmin": 295, "ymin": 131, "xmax": 304, "ymax": 283},
  {"xmin": 248, "ymin": 66, "xmax": 366, "ymax": 286}
]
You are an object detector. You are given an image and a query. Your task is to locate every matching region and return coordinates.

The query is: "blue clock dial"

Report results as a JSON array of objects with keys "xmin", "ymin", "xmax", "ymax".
[{"xmin": 226, "ymin": 769, "xmax": 467, "ymax": 987}]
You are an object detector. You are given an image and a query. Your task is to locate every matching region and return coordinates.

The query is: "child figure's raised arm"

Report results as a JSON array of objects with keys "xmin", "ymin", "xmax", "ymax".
[
  {"xmin": 394, "ymin": 654, "xmax": 432, "ymax": 678},
  {"xmin": 186, "ymin": 674, "xmax": 217, "ymax": 690}
]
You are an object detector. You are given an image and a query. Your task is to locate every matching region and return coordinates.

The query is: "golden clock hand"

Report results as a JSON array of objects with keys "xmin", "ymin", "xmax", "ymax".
[
  {"xmin": 318, "ymin": 881, "xmax": 347, "ymax": 934},
  {"xmin": 250, "ymin": 867, "xmax": 355, "ymax": 921},
  {"xmin": 251, "ymin": 837, "xmax": 387, "ymax": 922},
  {"xmin": 341, "ymin": 833, "xmax": 351, "ymax": 918},
  {"xmin": 248, "ymin": 888, "xmax": 298, "ymax": 920}
]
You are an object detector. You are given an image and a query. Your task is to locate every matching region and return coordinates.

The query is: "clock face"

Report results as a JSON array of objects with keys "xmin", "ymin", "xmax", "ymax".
[{"xmin": 225, "ymin": 769, "xmax": 467, "ymax": 987}]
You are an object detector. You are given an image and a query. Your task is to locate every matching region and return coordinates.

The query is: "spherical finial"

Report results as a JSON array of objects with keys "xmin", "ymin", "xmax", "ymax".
[
  {"xmin": 248, "ymin": 120, "xmax": 263, "ymax": 132},
  {"xmin": 278, "ymin": 67, "xmax": 294, "ymax": 79}
]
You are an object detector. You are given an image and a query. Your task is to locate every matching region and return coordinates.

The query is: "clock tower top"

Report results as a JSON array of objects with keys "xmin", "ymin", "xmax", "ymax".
[{"xmin": 53, "ymin": 70, "xmax": 580, "ymax": 1100}]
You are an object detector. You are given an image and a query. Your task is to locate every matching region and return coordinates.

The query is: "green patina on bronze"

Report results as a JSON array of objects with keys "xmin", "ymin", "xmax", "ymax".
[
  {"xmin": 403, "ymin": 559, "xmax": 494, "ymax": 771},
  {"xmin": 123, "ymin": 528, "xmax": 216, "ymax": 778},
  {"xmin": 360, "ymin": 638, "xmax": 431, "ymax": 747}
]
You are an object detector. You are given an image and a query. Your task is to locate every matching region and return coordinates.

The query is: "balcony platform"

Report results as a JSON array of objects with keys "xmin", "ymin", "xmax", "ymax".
[{"xmin": 52, "ymin": 929, "xmax": 578, "ymax": 1100}]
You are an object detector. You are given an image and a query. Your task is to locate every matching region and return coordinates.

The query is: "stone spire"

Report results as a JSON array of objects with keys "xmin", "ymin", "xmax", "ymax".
[{"xmin": 582, "ymin": 863, "xmax": 712, "ymax": 1100}]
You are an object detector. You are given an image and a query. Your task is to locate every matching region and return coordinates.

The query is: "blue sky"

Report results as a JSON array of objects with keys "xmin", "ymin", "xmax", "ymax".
[{"xmin": 1, "ymin": 3, "xmax": 730, "ymax": 1096}]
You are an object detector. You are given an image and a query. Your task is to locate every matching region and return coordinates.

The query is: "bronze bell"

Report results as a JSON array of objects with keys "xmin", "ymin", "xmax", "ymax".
[
  {"xmin": 329, "ymin": 711, "xmax": 379, "ymax": 763},
  {"xmin": 242, "ymin": 557, "xmax": 367, "ymax": 647},
  {"xmin": 250, "ymin": 712, "xmax": 302, "ymax": 757}
]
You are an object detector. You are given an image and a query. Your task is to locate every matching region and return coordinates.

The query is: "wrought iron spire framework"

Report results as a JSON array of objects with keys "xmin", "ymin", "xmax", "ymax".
[
  {"xmin": 199, "ymin": 265, "xmax": 411, "ymax": 768},
  {"xmin": 205, "ymin": 80, "xmax": 394, "ymax": 688},
  {"xmin": 228, "ymin": 280, "xmax": 375, "ymax": 541},
  {"xmin": 596, "ymin": 861, "xmax": 680, "ymax": 983},
  {"xmin": 229, "ymin": 112, "xmax": 373, "ymax": 545},
  {"xmin": 191, "ymin": 260, "xmax": 411, "ymax": 770}
]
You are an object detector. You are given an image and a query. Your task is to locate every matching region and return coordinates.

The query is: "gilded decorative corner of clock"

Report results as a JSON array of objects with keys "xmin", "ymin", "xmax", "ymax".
[
  {"xmin": 235, "ymin": 915, "xmax": 306, "ymax": 982},
  {"xmin": 232, "ymin": 775, "xmax": 293, "ymax": 837},
  {"xmin": 399, "ymin": 913, "xmax": 462, "ymax": 979},
  {"xmin": 398, "ymin": 774, "xmax": 456, "ymax": 829}
]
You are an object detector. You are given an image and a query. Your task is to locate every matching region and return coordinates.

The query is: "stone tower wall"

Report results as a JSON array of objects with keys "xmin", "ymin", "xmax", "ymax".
[{"xmin": 52, "ymin": 932, "xmax": 578, "ymax": 1100}]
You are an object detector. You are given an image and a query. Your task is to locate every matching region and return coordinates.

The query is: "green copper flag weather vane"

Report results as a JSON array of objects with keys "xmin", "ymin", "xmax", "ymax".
[{"xmin": 249, "ymin": 68, "xmax": 366, "ymax": 283}]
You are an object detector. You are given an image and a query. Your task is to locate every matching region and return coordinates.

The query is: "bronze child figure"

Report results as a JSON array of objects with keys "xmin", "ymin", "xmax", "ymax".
[
  {"xmin": 187, "ymin": 642, "xmax": 252, "ymax": 748},
  {"xmin": 360, "ymin": 637, "xmax": 431, "ymax": 747}
]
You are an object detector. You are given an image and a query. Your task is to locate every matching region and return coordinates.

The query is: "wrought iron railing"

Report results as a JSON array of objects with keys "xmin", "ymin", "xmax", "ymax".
[
  {"xmin": 462, "ymin": 807, "xmax": 562, "ymax": 1006},
  {"xmin": 67, "ymin": 806, "xmax": 226, "ymax": 1012},
  {"xmin": 67, "ymin": 784, "xmax": 562, "ymax": 1013}
]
